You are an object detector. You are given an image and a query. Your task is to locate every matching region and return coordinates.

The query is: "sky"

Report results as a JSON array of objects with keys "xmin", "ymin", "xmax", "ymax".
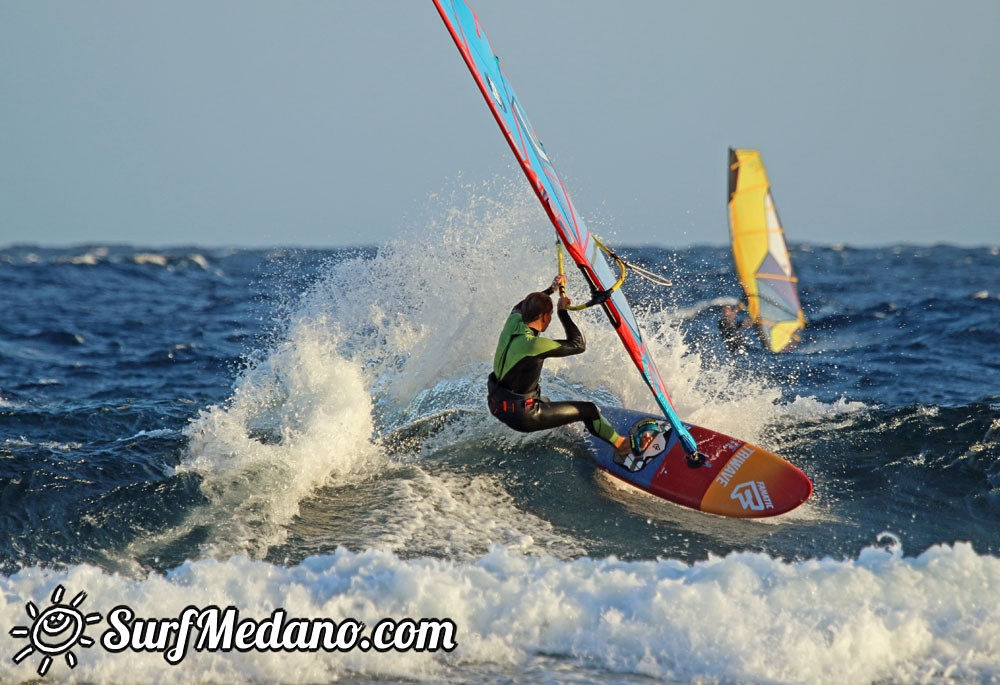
[{"xmin": 1, "ymin": 1, "xmax": 997, "ymax": 249}]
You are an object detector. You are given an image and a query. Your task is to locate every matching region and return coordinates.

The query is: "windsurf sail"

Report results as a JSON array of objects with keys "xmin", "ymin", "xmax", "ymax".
[
  {"xmin": 727, "ymin": 148, "xmax": 805, "ymax": 353},
  {"xmin": 433, "ymin": 0, "xmax": 697, "ymax": 454}
]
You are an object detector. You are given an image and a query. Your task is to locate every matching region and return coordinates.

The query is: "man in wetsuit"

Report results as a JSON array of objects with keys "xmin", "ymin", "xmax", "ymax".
[
  {"xmin": 718, "ymin": 303, "xmax": 753, "ymax": 354},
  {"xmin": 487, "ymin": 274, "xmax": 632, "ymax": 458}
]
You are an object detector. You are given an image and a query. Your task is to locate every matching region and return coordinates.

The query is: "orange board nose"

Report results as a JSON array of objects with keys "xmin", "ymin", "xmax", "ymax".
[{"xmin": 699, "ymin": 444, "xmax": 812, "ymax": 517}]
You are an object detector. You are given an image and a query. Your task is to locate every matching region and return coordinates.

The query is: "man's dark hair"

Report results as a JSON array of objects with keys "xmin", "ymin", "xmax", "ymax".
[{"xmin": 521, "ymin": 292, "xmax": 554, "ymax": 323}]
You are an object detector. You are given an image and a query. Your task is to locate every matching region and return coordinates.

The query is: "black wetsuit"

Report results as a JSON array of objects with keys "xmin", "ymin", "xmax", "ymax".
[
  {"xmin": 487, "ymin": 294, "xmax": 620, "ymax": 445},
  {"xmin": 718, "ymin": 312, "xmax": 749, "ymax": 354}
]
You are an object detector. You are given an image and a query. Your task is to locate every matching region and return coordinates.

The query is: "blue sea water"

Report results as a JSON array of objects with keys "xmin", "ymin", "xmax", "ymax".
[{"xmin": 2, "ymin": 192, "xmax": 999, "ymax": 683}]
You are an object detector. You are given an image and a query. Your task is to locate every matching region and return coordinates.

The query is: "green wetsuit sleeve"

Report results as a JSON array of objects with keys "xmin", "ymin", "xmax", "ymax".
[{"xmin": 553, "ymin": 309, "xmax": 585, "ymax": 355}]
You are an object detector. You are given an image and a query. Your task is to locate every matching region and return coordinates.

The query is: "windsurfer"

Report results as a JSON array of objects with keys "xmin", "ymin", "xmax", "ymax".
[
  {"xmin": 488, "ymin": 274, "xmax": 635, "ymax": 458},
  {"xmin": 718, "ymin": 303, "xmax": 753, "ymax": 354}
]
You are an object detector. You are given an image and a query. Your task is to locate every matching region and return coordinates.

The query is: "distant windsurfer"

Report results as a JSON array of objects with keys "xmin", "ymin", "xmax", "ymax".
[
  {"xmin": 488, "ymin": 274, "xmax": 634, "ymax": 458},
  {"xmin": 718, "ymin": 303, "xmax": 753, "ymax": 354}
]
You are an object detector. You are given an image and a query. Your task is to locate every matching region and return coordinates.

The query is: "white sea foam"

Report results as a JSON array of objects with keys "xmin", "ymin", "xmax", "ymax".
[
  {"xmin": 175, "ymin": 322, "xmax": 378, "ymax": 557},
  {"xmin": 340, "ymin": 467, "xmax": 585, "ymax": 561},
  {"xmin": 118, "ymin": 428, "xmax": 176, "ymax": 442},
  {"xmin": 133, "ymin": 253, "xmax": 169, "ymax": 266},
  {"xmin": 1, "ymin": 437, "xmax": 83, "ymax": 451},
  {"xmin": 166, "ymin": 181, "xmax": 561, "ymax": 558},
  {"xmin": 185, "ymin": 253, "xmax": 210, "ymax": 270},
  {"xmin": 673, "ymin": 295, "xmax": 741, "ymax": 321},
  {"xmin": 59, "ymin": 247, "xmax": 108, "ymax": 265},
  {"xmin": 2, "ymin": 541, "xmax": 999, "ymax": 684}
]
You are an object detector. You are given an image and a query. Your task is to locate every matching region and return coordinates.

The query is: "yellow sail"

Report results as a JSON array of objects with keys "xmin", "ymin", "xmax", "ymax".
[{"xmin": 727, "ymin": 149, "xmax": 805, "ymax": 352}]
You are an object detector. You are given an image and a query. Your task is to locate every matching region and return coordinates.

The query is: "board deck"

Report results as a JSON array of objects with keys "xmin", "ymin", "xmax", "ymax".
[{"xmin": 586, "ymin": 407, "xmax": 811, "ymax": 518}]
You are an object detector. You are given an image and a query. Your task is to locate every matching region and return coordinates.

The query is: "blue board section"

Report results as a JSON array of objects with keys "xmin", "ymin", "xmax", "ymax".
[{"xmin": 587, "ymin": 407, "xmax": 682, "ymax": 490}]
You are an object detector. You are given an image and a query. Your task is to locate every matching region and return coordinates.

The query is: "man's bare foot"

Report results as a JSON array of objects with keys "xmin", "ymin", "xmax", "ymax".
[{"xmin": 613, "ymin": 436, "xmax": 631, "ymax": 458}]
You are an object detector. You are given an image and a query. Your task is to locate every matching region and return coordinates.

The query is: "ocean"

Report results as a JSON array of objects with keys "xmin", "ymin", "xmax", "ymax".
[{"xmin": 2, "ymin": 188, "xmax": 999, "ymax": 683}]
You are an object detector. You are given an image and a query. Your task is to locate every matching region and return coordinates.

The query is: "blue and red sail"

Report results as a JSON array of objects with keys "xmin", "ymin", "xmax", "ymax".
[{"xmin": 433, "ymin": 0, "xmax": 697, "ymax": 453}]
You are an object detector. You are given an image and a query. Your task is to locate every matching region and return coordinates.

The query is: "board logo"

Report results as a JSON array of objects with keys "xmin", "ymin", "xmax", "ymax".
[
  {"xmin": 714, "ymin": 444, "xmax": 754, "ymax": 487},
  {"xmin": 731, "ymin": 481, "xmax": 774, "ymax": 511},
  {"xmin": 616, "ymin": 419, "xmax": 669, "ymax": 473},
  {"xmin": 9, "ymin": 585, "xmax": 102, "ymax": 677}
]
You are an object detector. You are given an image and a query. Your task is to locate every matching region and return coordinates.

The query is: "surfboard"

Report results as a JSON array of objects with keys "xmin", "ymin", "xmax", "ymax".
[{"xmin": 588, "ymin": 407, "xmax": 811, "ymax": 518}]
